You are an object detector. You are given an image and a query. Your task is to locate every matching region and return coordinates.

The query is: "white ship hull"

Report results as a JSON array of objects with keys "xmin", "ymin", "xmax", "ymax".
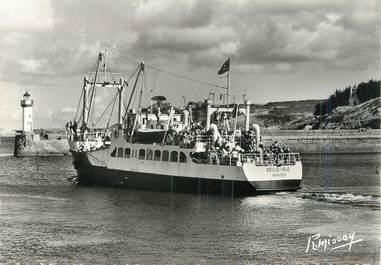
[{"xmin": 69, "ymin": 134, "xmax": 302, "ymax": 194}]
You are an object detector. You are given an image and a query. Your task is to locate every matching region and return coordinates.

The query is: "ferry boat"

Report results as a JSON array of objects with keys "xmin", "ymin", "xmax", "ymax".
[{"xmin": 67, "ymin": 51, "xmax": 302, "ymax": 194}]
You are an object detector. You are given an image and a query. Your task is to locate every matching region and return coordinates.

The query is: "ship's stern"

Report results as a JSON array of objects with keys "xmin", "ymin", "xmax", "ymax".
[{"xmin": 242, "ymin": 159, "xmax": 302, "ymax": 191}]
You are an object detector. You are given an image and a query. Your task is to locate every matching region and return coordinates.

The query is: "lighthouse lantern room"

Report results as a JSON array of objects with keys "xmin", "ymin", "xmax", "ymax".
[{"xmin": 21, "ymin": 91, "xmax": 34, "ymax": 134}]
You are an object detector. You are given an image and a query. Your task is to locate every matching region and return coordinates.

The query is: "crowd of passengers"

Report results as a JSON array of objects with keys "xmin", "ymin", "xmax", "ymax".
[
  {"xmin": 205, "ymin": 135, "xmax": 292, "ymax": 165},
  {"xmin": 66, "ymin": 118, "xmax": 293, "ymax": 163},
  {"xmin": 165, "ymin": 122, "xmax": 289, "ymax": 148},
  {"xmin": 145, "ymin": 122, "xmax": 293, "ymax": 165}
]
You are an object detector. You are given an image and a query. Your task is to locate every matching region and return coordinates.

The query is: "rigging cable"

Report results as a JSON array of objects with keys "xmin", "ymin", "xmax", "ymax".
[
  {"xmin": 77, "ymin": 111, "xmax": 83, "ymax": 125},
  {"xmin": 143, "ymin": 70, "xmax": 152, "ymax": 108},
  {"xmin": 123, "ymin": 63, "xmax": 143, "ymax": 112},
  {"xmin": 151, "ymin": 69, "xmax": 159, "ymax": 94},
  {"xmin": 106, "ymin": 92, "xmax": 118, "ymax": 129},
  {"xmin": 74, "ymin": 54, "xmax": 102, "ymax": 124},
  {"xmin": 87, "ymin": 54, "xmax": 102, "ymax": 124},
  {"xmin": 111, "ymin": 50, "xmax": 227, "ymax": 90},
  {"xmin": 94, "ymin": 92, "xmax": 119, "ymax": 127},
  {"xmin": 138, "ymin": 70, "xmax": 144, "ymax": 109},
  {"xmin": 87, "ymin": 58, "xmax": 98, "ymax": 81},
  {"xmin": 123, "ymin": 63, "xmax": 144, "ymax": 120},
  {"xmin": 74, "ymin": 88, "xmax": 84, "ymax": 122},
  {"xmin": 89, "ymin": 84, "xmax": 97, "ymax": 127}
]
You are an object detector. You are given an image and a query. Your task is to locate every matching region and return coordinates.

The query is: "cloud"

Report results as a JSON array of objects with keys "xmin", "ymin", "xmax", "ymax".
[
  {"xmin": 0, "ymin": 0, "xmax": 378, "ymax": 83},
  {"xmin": 133, "ymin": 26, "xmax": 236, "ymax": 54},
  {"xmin": 0, "ymin": 0, "xmax": 54, "ymax": 31},
  {"xmin": 18, "ymin": 58, "xmax": 46, "ymax": 74},
  {"xmin": 62, "ymin": 106, "xmax": 76, "ymax": 113},
  {"xmin": 0, "ymin": 0, "xmax": 379, "ymax": 130},
  {"xmin": 129, "ymin": 0, "xmax": 379, "ymax": 72},
  {"xmin": 134, "ymin": 0, "xmax": 215, "ymax": 29},
  {"xmin": 233, "ymin": 64, "xmax": 266, "ymax": 73}
]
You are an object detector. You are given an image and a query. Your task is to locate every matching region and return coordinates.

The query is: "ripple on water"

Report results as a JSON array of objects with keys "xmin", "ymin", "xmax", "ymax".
[{"xmin": 0, "ymin": 154, "xmax": 379, "ymax": 263}]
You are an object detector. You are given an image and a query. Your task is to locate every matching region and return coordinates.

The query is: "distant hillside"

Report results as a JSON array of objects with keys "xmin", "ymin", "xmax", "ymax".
[
  {"xmin": 232, "ymin": 99, "xmax": 321, "ymax": 130},
  {"xmin": 233, "ymin": 79, "xmax": 381, "ymax": 130},
  {"xmin": 262, "ymin": 99, "xmax": 323, "ymax": 114},
  {"xmin": 231, "ymin": 97, "xmax": 380, "ymax": 130}
]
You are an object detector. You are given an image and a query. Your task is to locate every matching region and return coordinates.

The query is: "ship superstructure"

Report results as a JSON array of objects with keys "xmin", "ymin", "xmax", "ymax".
[{"xmin": 67, "ymin": 51, "xmax": 302, "ymax": 194}]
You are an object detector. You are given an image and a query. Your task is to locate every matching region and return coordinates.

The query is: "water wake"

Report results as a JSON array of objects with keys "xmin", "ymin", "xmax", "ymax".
[
  {"xmin": 297, "ymin": 191, "xmax": 380, "ymax": 208},
  {"xmin": 0, "ymin": 193, "xmax": 70, "ymax": 202},
  {"xmin": 0, "ymin": 153, "xmax": 13, "ymax": 157}
]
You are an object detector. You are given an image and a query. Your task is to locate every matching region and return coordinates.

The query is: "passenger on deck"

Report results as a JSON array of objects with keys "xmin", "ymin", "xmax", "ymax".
[
  {"xmin": 72, "ymin": 121, "xmax": 77, "ymax": 135},
  {"xmin": 270, "ymin": 141, "xmax": 281, "ymax": 154},
  {"xmin": 209, "ymin": 123, "xmax": 221, "ymax": 147},
  {"xmin": 65, "ymin": 122, "xmax": 70, "ymax": 136},
  {"xmin": 68, "ymin": 121, "xmax": 72, "ymax": 133},
  {"xmin": 263, "ymin": 149, "xmax": 271, "ymax": 161},
  {"xmin": 284, "ymin": 146, "xmax": 291, "ymax": 153}
]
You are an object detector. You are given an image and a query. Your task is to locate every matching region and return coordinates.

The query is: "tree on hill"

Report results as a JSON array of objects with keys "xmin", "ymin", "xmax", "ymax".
[
  {"xmin": 314, "ymin": 87, "xmax": 351, "ymax": 116},
  {"xmin": 314, "ymin": 79, "xmax": 380, "ymax": 116},
  {"xmin": 356, "ymin": 79, "xmax": 380, "ymax": 103}
]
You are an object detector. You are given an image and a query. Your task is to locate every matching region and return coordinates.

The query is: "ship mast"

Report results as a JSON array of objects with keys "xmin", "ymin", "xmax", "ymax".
[
  {"xmin": 80, "ymin": 49, "xmax": 127, "ymax": 132},
  {"xmin": 123, "ymin": 62, "xmax": 145, "ymax": 142},
  {"xmin": 82, "ymin": 52, "xmax": 103, "ymax": 131},
  {"xmin": 138, "ymin": 71, "xmax": 144, "ymax": 110},
  {"xmin": 226, "ymin": 58, "xmax": 231, "ymax": 107},
  {"xmin": 81, "ymin": 76, "xmax": 88, "ymax": 132},
  {"xmin": 104, "ymin": 44, "xmax": 108, "ymax": 82},
  {"xmin": 124, "ymin": 62, "xmax": 145, "ymax": 117}
]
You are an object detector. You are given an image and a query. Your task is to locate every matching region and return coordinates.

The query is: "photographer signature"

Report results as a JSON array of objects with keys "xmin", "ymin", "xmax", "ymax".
[{"xmin": 306, "ymin": 232, "xmax": 363, "ymax": 253}]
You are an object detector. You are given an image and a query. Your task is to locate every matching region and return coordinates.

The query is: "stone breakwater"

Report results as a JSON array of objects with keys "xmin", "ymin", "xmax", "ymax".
[
  {"xmin": 262, "ymin": 129, "xmax": 381, "ymax": 153},
  {"xmin": 1, "ymin": 129, "xmax": 380, "ymax": 155},
  {"xmin": 15, "ymin": 137, "xmax": 70, "ymax": 157},
  {"xmin": 1, "ymin": 135, "xmax": 70, "ymax": 156}
]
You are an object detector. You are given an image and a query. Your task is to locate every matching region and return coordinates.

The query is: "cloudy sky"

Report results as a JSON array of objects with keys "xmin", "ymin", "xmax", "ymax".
[{"xmin": 0, "ymin": 0, "xmax": 379, "ymax": 129}]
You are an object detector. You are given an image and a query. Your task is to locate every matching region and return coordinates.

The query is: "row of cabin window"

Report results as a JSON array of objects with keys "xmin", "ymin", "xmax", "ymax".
[{"xmin": 113, "ymin": 147, "xmax": 187, "ymax": 163}]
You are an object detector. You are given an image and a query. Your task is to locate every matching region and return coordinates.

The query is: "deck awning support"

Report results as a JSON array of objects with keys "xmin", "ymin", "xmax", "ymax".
[{"xmin": 117, "ymin": 78, "xmax": 124, "ymax": 130}]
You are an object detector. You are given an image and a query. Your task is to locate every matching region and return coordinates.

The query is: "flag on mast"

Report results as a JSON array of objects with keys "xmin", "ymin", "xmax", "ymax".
[{"xmin": 218, "ymin": 59, "xmax": 230, "ymax": 75}]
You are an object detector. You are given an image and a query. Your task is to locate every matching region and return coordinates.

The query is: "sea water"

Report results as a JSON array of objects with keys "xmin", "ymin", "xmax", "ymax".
[{"xmin": 0, "ymin": 153, "xmax": 379, "ymax": 264}]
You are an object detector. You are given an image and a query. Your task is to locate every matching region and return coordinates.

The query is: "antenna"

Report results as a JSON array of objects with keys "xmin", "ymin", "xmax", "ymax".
[{"xmin": 226, "ymin": 72, "xmax": 230, "ymax": 106}]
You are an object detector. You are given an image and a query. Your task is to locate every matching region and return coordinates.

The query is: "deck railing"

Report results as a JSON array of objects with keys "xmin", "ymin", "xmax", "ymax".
[
  {"xmin": 197, "ymin": 150, "xmax": 300, "ymax": 167},
  {"xmin": 241, "ymin": 152, "xmax": 300, "ymax": 166}
]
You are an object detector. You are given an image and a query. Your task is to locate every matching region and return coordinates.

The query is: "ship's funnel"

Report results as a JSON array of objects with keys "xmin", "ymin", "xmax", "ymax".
[{"xmin": 151, "ymin": 96, "xmax": 166, "ymax": 104}]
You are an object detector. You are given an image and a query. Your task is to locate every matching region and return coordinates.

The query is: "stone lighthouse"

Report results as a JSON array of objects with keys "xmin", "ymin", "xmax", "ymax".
[{"xmin": 21, "ymin": 91, "xmax": 34, "ymax": 134}]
